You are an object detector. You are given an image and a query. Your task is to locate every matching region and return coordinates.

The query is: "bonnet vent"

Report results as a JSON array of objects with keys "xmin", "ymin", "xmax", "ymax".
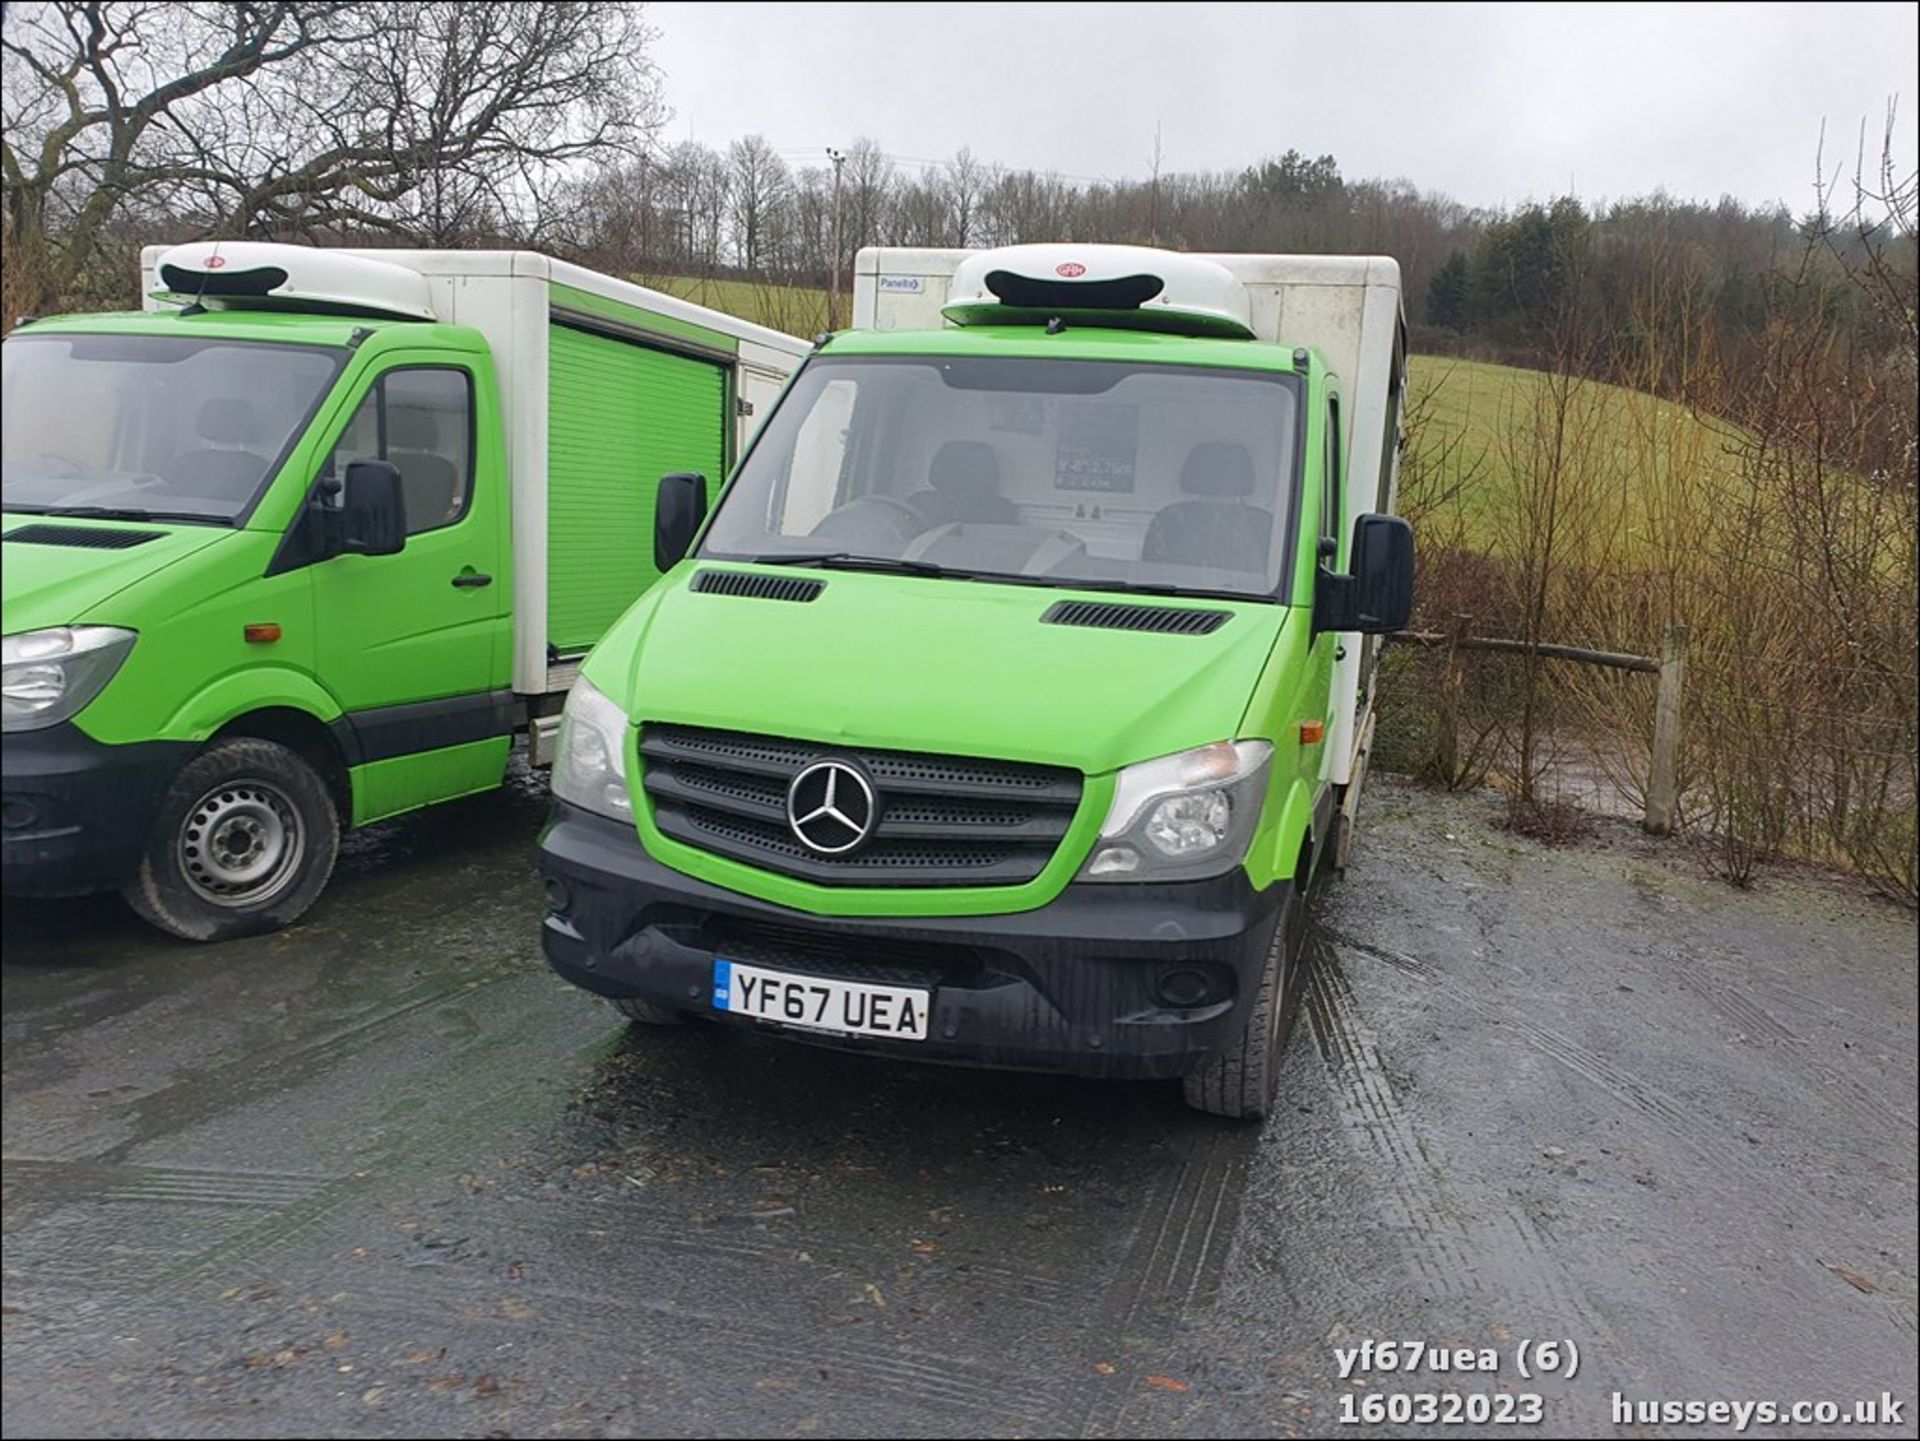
[
  {"xmin": 1041, "ymin": 600, "xmax": 1230, "ymax": 635},
  {"xmin": 4, "ymin": 524, "xmax": 164, "ymax": 550},
  {"xmin": 690, "ymin": 569, "xmax": 825, "ymax": 603}
]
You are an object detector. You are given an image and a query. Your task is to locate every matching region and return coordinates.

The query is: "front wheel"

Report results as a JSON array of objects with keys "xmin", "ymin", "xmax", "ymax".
[
  {"xmin": 1182, "ymin": 880, "xmax": 1308, "ymax": 1120},
  {"xmin": 124, "ymin": 738, "xmax": 340, "ymax": 942}
]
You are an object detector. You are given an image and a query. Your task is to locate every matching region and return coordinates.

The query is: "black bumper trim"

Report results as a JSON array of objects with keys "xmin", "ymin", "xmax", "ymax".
[
  {"xmin": 2, "ymin": 723, "xmax": 192, "ymax": 897},
  {"xmin": 538, "ymin": 801, "xmax": 1285, "ymax": 1081},
  {"xmin": 328, "ymin": 688, "xmax": 521, "ymax": 767}
]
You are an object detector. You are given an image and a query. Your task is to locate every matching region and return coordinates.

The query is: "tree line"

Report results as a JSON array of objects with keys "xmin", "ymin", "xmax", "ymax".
[
  {"xmin": 565, "ymin": 136, "xmax": 1870, "ymax": 381},
  {"xmin": 5, "ymin": 0, "xmax": 1908, "ymax": 389}
]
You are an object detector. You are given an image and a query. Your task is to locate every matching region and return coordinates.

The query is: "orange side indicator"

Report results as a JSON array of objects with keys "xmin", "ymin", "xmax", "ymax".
[
  {"xmin": 244, "ymin": 623, "xmax": 282, "ymax": 644},
  {"xmin": 1300, "ymin": 720, "xmax": 1326, "ymax": 744}
]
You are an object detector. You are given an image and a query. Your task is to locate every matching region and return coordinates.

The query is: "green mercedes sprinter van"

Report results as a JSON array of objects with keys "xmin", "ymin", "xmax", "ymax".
[{"xmin": 538, "ymin": 244, "xmax": 1412, "ymax": 1117}]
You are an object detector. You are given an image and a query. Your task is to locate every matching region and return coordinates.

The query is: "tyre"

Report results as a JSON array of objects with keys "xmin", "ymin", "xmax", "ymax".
[
  {"xmin": 613, "ymin": 996, "xmax": 684, "ymax": 1026},
  {"xmin": 124, "ymin": 737, "xmax": 339, "ymax": 942},
  {"xmin": 1182, "ymin": 877, "xmax": 1310, "ymax": 1120}
]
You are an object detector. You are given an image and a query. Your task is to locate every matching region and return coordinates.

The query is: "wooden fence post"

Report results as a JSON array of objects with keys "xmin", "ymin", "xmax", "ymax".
[
  {"xmin": 1644, "ymin": 624, "xmax": 1689, "ymax": 835},
  {"xmin": 1436, "ymin": 613, "xmax": 1471, "ymax": 783}
]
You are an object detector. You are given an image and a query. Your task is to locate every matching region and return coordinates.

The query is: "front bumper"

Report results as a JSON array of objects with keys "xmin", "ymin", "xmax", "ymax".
[
  {"xmin": 1, "ymin": 723, "xmax": 190, "ymax": 897},
  {"xmin": 538, "ymin": 802, "xmax": 1284, "ymax": 1080}
]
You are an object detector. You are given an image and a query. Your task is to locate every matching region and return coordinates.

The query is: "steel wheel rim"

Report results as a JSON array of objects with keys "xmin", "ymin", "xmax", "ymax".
[{"xmin": 178, "ymin": 779, "xmax": 304, "ymax": 908}]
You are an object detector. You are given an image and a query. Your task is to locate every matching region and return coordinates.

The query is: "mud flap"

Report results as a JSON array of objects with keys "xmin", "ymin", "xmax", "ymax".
[{"xmin": 1333, "ymin": 709, "xmax": 1377, "ymax": 871}]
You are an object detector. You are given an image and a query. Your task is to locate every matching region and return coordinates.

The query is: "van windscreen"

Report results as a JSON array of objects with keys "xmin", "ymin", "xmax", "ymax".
[
  {"xmin": 1, "ymin": 333, "xmax": 344, "ymax": 524},
  {"xmin": 700, "ymin": 355, "xmax": 1302, "ymax": 599}
]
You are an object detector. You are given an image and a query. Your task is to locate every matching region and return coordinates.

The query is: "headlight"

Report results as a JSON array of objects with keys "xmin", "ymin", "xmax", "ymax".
[
  {"xmin": 1079, "ymin": 740, "xmax": 1272, "ymax": 882},
  {"xmin": 549, "ymin": 674, "xmax": 634, "ymax": 822},
  {"xmin": 1, "ymin": 626, "xmax": 137, "ymax": 732}
]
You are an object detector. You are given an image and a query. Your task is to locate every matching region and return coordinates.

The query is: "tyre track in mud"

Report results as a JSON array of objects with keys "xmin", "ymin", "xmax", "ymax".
[
  {"xmin": 1335, "ymin": 930, "xmax": 1882, "ymax": 1227},
  {"xmin": 1668, "ymin": 951, "xmax": 1916, "ymax": 1142},
  {"xmin": 1074, "ymin": 1119, "xmax": 1259, "ymax": 1438},
  {"xmin": 333, "ymin": 1264, "xmax": 1069, "ymax": 1435},
  {"xmin": 1301, "ymin": 938, "xmax": 1481, "ymax": 1303},
  {"xmin": 1324, "ymin": 926, "xmax": 1920, "ymax": 1343},
  {"xmin": 10, "ymin": 1008, "xmax": 1255, "ymax": 1439},
  {"xmin": 1301, "ymin": 933, "xmax": 1619, "ymax": 1361}
]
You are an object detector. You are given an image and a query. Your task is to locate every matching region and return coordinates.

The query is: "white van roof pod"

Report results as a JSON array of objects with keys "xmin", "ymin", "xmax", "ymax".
[
  {"xmin": 941, "ymin": 244, "xmax": 1256, "ymax": 340},
  {"xmin": 150, "ymin": 241, "xmax": 438, "ymax": 322}
]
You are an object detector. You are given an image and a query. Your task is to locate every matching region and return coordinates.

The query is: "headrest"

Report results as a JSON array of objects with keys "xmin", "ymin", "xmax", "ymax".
[
  {"xmin": 388, "ymin": 408, "xmax": 441, "ymax": 451},
  {"xmin": 197, "ymin": 397, "xmax": 259, "ymax": 446},
  {"xmin": 1179, "ymin": 442, "xmax": 1256, "ymax": 498},
  {"xmin": 928, "ymin": 440, "xmax": 1000, "ymax": 497}
]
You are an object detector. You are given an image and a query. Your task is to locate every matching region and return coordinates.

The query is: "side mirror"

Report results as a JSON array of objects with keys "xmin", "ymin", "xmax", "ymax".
[
  {"xmin": 1314, "ymin": 513, "xmax": 1413, "ymax": 634},
  {"xmin": 655, "ymin": 471, "xmax": 708, "ymax": 572},
  {"xmin": 341, "ymin": 459, "xmax": 406, "ymax": 557}
]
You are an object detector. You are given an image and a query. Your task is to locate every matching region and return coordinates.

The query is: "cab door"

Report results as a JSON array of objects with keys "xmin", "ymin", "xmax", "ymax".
[
  {"xmin": 308, "ymin": 358, "xmax": 511, "ymax": 821},
  {"xmin": 1308, "ymin": 391, "xmax": 1345, "ymax": 792}
]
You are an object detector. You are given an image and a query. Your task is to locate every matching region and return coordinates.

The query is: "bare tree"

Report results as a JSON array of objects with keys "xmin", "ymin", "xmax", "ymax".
[
  {"xmin": 1, "ymin": 0, "xmax": 662, "ymax": 311},
  {"xmin": 842, "ymin": 137, "xmax": 892, "ymax": 258},
  {"xmin": 725, "ymin": 133, "xmax": 788, "ymax": 274},
  {"xmin": 946, "ymin": 145, "xmax": 982, "ymax": 248}
]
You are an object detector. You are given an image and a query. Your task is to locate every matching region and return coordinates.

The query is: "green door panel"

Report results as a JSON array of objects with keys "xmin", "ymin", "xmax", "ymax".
[
  {"xmin": 309, "ymin": 356, "xmax": 508, "ymax": 713},
  {"xmin": 351, "ymin": 736, "xmax": 512, "ymax": 826},
  {"xmin": 547, "ymin": 325, "xmax": 728, "ymax": 653}
]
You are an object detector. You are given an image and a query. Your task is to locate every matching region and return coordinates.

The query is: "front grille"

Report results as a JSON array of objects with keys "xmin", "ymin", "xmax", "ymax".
[{"xmin": 640, "ymin": 724, "xmax": 1083, "ymax": 887}]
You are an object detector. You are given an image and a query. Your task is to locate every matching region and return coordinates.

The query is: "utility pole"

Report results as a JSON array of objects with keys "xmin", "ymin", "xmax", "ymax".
[
  {"xmin": 826, "ymin": 146, "xmax": 846, "ymax": 331},
  {"xmin": 1148, "ymin": 122, "xmax": 1163, "ymax": 247}
]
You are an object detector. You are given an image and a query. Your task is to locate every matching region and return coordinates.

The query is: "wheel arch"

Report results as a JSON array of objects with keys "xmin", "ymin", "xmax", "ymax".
[{"xmin": 208, "ymin": 707, "xmax": 352, "ymax": 823}]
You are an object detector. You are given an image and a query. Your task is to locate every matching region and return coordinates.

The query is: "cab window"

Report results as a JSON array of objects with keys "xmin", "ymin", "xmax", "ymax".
[
  {"xmin": 1322, "ymin": 395, "xmax": 1342, "ymax": 548},
  {"xmin": 323, "ymin": 367, "xmax": 473, "ymax": 536}
]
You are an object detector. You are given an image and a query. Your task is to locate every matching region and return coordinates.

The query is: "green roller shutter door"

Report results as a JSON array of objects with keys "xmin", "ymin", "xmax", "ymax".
[{"xmin": 547, "ymin": 323, "xmax": 728, "ymax": 652}]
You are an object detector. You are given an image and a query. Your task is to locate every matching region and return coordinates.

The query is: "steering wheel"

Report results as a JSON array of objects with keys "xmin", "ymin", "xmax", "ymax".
[
  {"xmin": 809, "ymin": 493, "xmax": 927, "ymax": 546},
  {"xmin": 862, "ymin": 494, "xmax": 927, "ymax": 531}
]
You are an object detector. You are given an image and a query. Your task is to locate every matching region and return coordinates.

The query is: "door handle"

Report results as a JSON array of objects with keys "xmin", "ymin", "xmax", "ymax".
[{"xmin": 452, "ymin": 571, "xmax": 493, "ymax": 588}]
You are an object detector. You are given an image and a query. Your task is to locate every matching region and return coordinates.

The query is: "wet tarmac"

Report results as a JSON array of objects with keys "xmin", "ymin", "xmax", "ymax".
[{"xmin": 3, "ymin": 766, "xmax": 1915, "ymax": 1437}]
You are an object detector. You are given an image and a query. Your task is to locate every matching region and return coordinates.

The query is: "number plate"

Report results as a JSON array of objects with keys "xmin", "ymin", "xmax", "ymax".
[{"xmin": 712, "ymin": 959, "xmax": 930, "ymax": 1042}]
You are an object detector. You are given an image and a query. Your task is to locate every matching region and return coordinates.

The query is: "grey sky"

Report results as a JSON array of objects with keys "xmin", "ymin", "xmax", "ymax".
[{"xmin": 648, "ymin": 1, "xmax": 1918, "ymax": 213}]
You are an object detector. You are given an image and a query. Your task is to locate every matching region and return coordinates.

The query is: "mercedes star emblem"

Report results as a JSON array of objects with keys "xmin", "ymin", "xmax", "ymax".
[{"xmin": 786, "ymin": 760, "xmax": 878, "ymax": 854}]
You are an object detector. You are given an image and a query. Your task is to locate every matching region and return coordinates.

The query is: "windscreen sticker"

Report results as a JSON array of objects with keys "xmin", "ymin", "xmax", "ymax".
[{"xmin": 1055, "ymin": 402, "xmax": 1138, "ymax": 492}]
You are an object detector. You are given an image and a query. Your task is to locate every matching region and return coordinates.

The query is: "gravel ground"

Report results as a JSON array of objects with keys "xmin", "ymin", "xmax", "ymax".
[{"xmin": 4, "ymin": 767, "xmax": 1914, "ymax": 1438}]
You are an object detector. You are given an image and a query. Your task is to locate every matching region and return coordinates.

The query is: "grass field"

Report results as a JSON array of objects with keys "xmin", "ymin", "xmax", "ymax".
[
  {"xmin": 638, "ymin": 273, "xmax": 1730, "ymax": 553},
  {"xmin": 1406, "ymin": 354, "xmax": 1739, "ymax": 552},
  {"xmin": 640, "ymin": 273, "xmax": 835, "ymax": 336}
]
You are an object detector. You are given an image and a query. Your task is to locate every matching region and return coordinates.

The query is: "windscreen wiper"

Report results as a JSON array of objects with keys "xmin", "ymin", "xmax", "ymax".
[
  {"xmin": 39, "ymin": 505, "xmax": 230, "ymax": 526},
  {"xmin": 745, "ymin": 551, "xmax": 957, "ymax": 578},
  {"xmin": 996, "ymin": 573, "xmax": 1262, "ymax": 602}
]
